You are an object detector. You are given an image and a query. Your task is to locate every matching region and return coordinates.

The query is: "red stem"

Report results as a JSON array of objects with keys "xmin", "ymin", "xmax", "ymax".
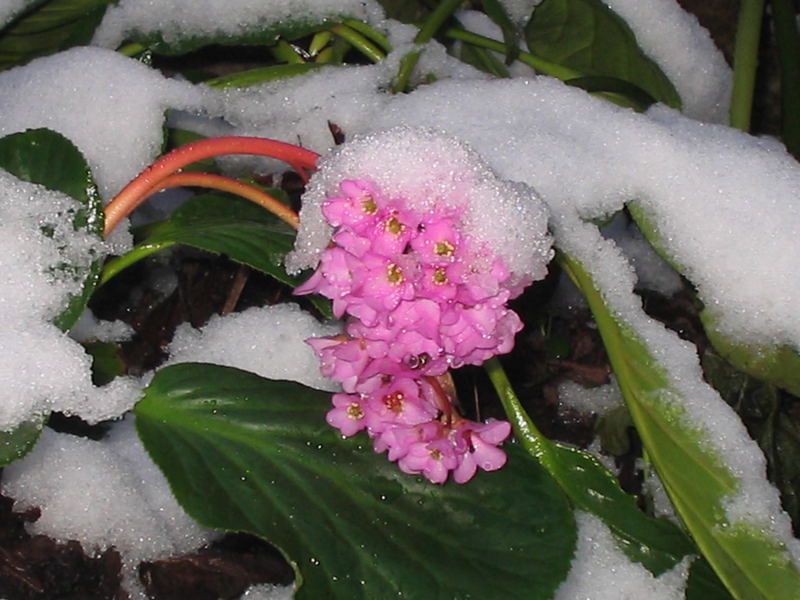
[
  {"xmin": 103, "ymin": 137, "xmax": 318, "ymax": 237},
  {"xmin": 138, "ymin": 172, "xmax": 300, "ymax": 230}
]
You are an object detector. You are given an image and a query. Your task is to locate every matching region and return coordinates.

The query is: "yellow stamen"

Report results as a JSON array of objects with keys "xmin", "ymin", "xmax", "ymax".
[
  {"xmin": 346, "ymin": 403, "xmax": 364, "ymax": 419},
  {"xmin": 385, "ymin": 216, "xmax": 404, "ymax": 235},
  {"xmin": 361, "ymin": 197, "xmax": 377, "ymax": 214},
  {"xmin": 386, "ymin": 263, "xmax": 404, "ymax": 284},
  {"xmin": 434, "ymin": 240, "xmax": 455, "ymax": 256},
  {"xmin": 432, "ymin": 268, "xmax": 448, "ymax": 285}
]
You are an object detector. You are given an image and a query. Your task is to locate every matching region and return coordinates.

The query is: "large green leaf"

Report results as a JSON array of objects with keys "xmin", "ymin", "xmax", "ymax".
[
  {"xmin": 0, "ymin": 128, "xmax": 104, "ymax": 331},
  {"xmin": 135, "ymin": 363, "xmax": 576, "ymax": 599},
  {"xmin": 558, "ymin": 250, "xmax": 800, "ymax": 600},
  {"xmin": 485, "ymin": 359, "xmax": 731, "ymax": 599},
  {"xmin": 0, "ymin": 0, "xmax": 112, "ymax": 71},
  {"xmin": 525, "ymin": 0, "xmax": 681, "ymax": 108}
]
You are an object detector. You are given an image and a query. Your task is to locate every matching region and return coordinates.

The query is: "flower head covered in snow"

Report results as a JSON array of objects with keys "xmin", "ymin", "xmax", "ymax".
[{"xmin": 291, "ymin": 128, "xmax": 553, "ymax": 484}]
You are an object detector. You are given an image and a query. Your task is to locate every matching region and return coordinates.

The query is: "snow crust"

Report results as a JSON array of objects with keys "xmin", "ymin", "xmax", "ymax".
[
  {"xmin": 602, "ymin": 0, "xmax": 732, "ymax": 122},
  {"xmin": 1, "ymin": 422, "xmax": 215, "ymax": 600},
  {"xmin": 0, "ymin": 0, "xmax": 32, "ymax": 25},
  {"xmin": 166, "ymin": 303, "xmax": 342, "ymax": 392},
  {"xmin": 287, "ymin": 126, "xmax": 553, "ymax": 291},
  {"xmin": 241, "ymin": 583, "xmax": 295, "ymax": 600},
  {"xmin": 92, "ymin": 0, "xmax": 385, "ymax": 48},
  {"xmin": 0, "ymin": 46, "xmax": 208, "ymax": 200},
  {"xmin": 0, "ymin": 171, "xmax": 140, "ymax": 431},
  {"xmin": 553, "ymin": 512, "xmax": 690, "ymax": 600}
]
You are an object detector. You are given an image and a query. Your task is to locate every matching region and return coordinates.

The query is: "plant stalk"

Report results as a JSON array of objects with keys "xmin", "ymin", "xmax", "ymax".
[
  {"xmin": 730, "ymin": 0, "xmax": 766, "ymax": 131},
  {"xmin": 103, "ymin": 137, "xmax": 317, "ymax": 237}
]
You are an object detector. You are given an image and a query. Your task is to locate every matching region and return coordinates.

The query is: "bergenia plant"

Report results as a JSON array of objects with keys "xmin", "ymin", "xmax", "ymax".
[{"xmin": 1, "ymin": 0, "xmax": 800, "ymax": 599}]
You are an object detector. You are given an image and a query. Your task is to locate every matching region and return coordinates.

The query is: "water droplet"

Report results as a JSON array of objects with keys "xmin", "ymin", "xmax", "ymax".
[{"xmin": 310, "ymin": 557, "xmax": 320, "ymax": 566}]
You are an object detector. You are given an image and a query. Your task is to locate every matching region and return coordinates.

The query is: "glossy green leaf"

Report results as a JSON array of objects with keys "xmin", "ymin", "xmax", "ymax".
[
  {"xmin": 558, "ymin": 250, "xmax": 800, "ymax": 600},
  {"xmin": 525, "ymin": 0, "xmax": 681, "ymax": 108},
  {"xmin": 0, "ymin": 128, "xmax": 104, "ymax": 331},
  {"xmin": 485, "ymin": 358, "xmax": 730, "ymax": 598},
  {"xmin": 83, "ymin": 341, "xmax": 127, "ymax": 386},
  {"xmin": 0, "ymin": 418, "xmax": 45, "ymax": 466},
  {"xmin": 135, "ymin": 363, "xmax": 576, "ymax": 599},
  {"xmin": 106, "ymin": 192, "xmax": 330, "ymax": 316},
  {"xmin": 0, "ymin": 0, "xmax": 112, "ymax": 71}
]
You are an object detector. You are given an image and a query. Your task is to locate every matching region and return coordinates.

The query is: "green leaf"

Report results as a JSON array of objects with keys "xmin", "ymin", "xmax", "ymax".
[
  {"xmin": 83, "ymin": 341, "xmax": 127, "ymax": 386},
  {"xmin": 135, "ymin": 363, "xmax": 576, "ymax": 599},
  {"xmin": 703, "ymin": 349, "xmax": 800, "ymax": 529},
  {"xmin": 0, "ymin": 0, "xmax": 113, "ymax": 71},
  {"xmin": 525, "ymin": 0, "xmax": 681, "ymax": 108},
  {"xmin": 118, "ymin": 13, "xmax": 364, "ymax": 56},
  {"xmin": 113, "ymin": 192, "xmax": 332, "ymax": 311},
  {"xmin": 0, "ymin": 418, "xmax": 45, "ymax": 466},
  {"xmin": 0, "ymin": 128, "xmax": 104, "ymax": 331},
  {"xmin": 701, "ymin": 311, "xmax": 800, "ymax": 397},
  {"xmin": 558, "ymin": 250, "xmax": 800, "ymax": 600},
  {"xmin": 485, "ymin": 358, "xmax": 729, "ymax": 597}
]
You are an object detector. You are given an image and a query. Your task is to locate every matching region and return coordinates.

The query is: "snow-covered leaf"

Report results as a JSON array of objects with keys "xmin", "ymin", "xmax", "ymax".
[
  {"xmin": 135, "ymin": 363, "xmax": 576, "ymax": 600},
  {"xmin": 0, "ymin": 128, "xmax": 104, "ymax": 331},
  {"xmin": 525, "ymin": 0, "xmax": 681, "ymax": 108},
  {"xmin": 559, "ymin": 250, "xmax": 800, "ymax": 600},
  {"xmin": 0, "ymin": 0, "xmax": 112, "ymax": 71}
]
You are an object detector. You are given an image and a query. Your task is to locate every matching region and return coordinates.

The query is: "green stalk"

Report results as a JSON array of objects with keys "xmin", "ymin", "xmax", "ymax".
[
  {"xmin": 484, "ymin": 357, "xmax": 554, "ymax": 464},
  {"xmin": 392, "ymin": 0, "xmax": 465, "ymax": 93},
  {"xmin": 770, "ymin": 0, "xmax": 800, "ymax": 157},
  {"xmin": 330, "ymin": 24, "xmax": 385, "ymax": 63},
  {"xmin": 730, "ymin": 0, "xmax": 766, "ymax": 131},
  {"xmin": 444, "ymin": 27, "xmax": 580, "ymax": 80},
  {"xmin": 100, "ymin": 241, "xmax": 176, "ymax": 286},
  {"xmin": 343, "ymin": 19, "xmax": 392, "ymax": 53}
]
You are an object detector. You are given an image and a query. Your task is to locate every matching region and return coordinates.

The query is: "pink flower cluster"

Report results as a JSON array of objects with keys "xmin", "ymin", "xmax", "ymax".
[{"xmin": 296, "ymin": 179, "xmax": 521, "ymax": 484}]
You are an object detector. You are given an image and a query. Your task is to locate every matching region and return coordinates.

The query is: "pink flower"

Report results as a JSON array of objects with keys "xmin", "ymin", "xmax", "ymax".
[
  {"xmin": 326, "ymin": 393, "xmax": 368, "ymax": 437},
  {"xmin": 297, "ymin": 178, "xmax": 528, "ymax": 484}
]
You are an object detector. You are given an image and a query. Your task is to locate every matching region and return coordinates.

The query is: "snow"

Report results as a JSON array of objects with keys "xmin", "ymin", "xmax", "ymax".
[
  {"xmin": 166, "ymin": 303, "xmax": 342, "ymax": 392},
  {"xmin": 0, "ymin": 46, "xmax": 208, "ymax": 201},
  {"xmin": 0, "ymin": 170, "xmax": 140, "ymax": 431},
  {"xmin": 497, "ymin": 0, "xmax": 542, "ymax": 25},
  {"xmin": 558, "ymin": 378, "xmax": 623, "ymax": 417},
  {"xmin": 92, "ymin": 0, "xmax": 386, "ymax": 49},
  {"xmin": 287, "ymin": 126, "xmax": 553, "ymax": 290},
  {"xmin": 69, "ymin": 309, "xmax": 134, "ymax": 344},
  {"xmin": 0, "ymin": 0, "xmax": 32, "ymax": 26},
  {"xmin": 241, "ymin": 583, "xmax": 295, "ymax": 600},
  {"xmin": 1, "ymin": 421, "xmax": 216, "ymax": 600},
  {"xmin": 602, "ymin": 0, "xmax": 732, "ymax": 122},
  {"xmin": 553, "ymin": 511, "xmax": 690, "ymax": 600},
  {"xmin": 369, "ymin": 76, "xmax": 800, "ymax": 351}
]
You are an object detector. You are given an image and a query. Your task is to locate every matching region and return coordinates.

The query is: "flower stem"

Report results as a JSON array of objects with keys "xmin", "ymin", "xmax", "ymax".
[
  {"xmin": 146, "ymin": 173, "xmax": 300, "ymax": 229},
  {"xmin": 730, "ymin": 0, "xmax": 766, "ymax": 131},
  {"xmin": 484, "ymin": 357, "xmax": 552, "ymax": 462},
  {"xmin": 103, "ymin": 137, "xmax": 318, "ymax": 237}
]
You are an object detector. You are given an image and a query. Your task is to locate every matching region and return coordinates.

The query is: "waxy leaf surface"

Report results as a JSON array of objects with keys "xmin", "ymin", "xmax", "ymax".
[{"xmin": 135, "ymin": 363, "xmax": 576, "ymax": 599}]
